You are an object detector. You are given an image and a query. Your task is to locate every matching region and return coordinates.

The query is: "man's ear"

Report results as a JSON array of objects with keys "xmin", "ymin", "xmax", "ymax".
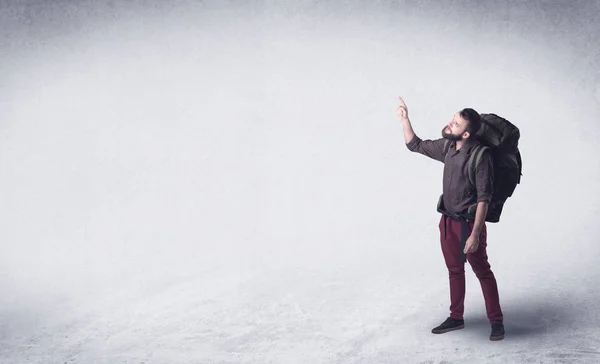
[{"xmin": 462, "ymin": 131, "xmax": 470, "ymax": 139}]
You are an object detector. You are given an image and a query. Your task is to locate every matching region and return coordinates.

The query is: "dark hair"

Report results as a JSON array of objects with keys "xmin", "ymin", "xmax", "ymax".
[{"xmin": 460, "ymin": 108, "xmax": 481, "ymax": 137}]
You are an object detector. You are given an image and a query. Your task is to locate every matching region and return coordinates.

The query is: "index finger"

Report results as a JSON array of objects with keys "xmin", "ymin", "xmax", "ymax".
[{"xmin": 398, "ymin": 96, "xmax": 406, "ymax": 106}]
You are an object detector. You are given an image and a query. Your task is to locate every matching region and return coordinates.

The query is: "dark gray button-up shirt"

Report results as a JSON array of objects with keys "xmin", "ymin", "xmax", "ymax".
[{"xmin": 406, "ymin": 135, "xmax": 494, "ymax": 214}]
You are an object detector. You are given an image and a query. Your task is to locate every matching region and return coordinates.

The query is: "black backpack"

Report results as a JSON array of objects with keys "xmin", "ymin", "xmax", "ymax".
[{"xmin": 443, "ymin": 113, "xmax": 523, "ymax": 223}]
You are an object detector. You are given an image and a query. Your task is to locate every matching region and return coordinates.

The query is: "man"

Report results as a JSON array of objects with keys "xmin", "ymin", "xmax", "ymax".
[{"xmin": 396, "ymin": 96, "xmax": 505, "ymax": 341}]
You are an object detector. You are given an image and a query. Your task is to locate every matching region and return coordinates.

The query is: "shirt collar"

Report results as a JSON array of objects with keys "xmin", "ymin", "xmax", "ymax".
[{"xmin": 453, "ymin": 137, "xmax": 478, "ymax": 154}]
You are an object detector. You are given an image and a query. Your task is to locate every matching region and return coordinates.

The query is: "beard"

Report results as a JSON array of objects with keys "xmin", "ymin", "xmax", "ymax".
[{"xmin": 441, "ymin": 126, "xmax": 463, "ymax": 141}]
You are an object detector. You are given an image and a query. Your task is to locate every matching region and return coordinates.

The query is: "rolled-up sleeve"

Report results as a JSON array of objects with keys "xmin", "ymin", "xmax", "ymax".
[
  {"xmin": 475, "ymin": 149, "xmax": 494, "ymax": 203},
  {"xmin": 406, "ymin": 135, "xmax": 446, "ymax": 163}
]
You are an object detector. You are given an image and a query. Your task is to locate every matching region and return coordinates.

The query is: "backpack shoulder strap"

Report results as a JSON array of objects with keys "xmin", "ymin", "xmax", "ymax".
[{"xmin": 468, "ymin": 145, "xmax": 490, "ymax": 186}]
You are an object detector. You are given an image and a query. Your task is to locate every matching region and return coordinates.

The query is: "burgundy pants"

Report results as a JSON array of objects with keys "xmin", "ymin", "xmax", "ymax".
[{"xmin": 439, "ymin": 215, "xmax": 503, "ymax": 324}]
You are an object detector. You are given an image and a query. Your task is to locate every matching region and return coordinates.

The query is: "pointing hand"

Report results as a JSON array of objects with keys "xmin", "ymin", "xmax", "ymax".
[{"xmin": 396, "ymin": 96, "xmax": 409, "ymax": 121}]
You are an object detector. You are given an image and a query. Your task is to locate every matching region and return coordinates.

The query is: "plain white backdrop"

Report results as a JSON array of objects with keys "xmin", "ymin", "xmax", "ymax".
[{"xmin": 1, "ymin": 1, "xmax": 599, "ymax": 363}]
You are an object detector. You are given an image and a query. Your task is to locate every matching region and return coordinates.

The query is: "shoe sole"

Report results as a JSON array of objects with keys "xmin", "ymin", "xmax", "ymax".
[
  {"xmin": 490, "ymin": 334, "xmax": 504, "ymax": 341},
  {"xmin": 431, "ymin": 324, "xmax": 464, "ymax": 334}
]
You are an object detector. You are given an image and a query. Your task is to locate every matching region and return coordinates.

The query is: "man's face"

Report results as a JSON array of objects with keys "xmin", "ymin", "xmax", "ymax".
[{"xmin": 441, "ymin": 112, "xmax": 469, "ymax": 141}]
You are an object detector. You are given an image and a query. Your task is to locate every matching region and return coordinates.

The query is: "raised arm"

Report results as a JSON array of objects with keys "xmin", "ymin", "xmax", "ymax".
[
  {"xmin": 397, "ymin": 96, "xmax": 416, "ymax": 144},
  {"xmin": 397, "ymin": 96, "xmax": 446, "ymax": 162}
]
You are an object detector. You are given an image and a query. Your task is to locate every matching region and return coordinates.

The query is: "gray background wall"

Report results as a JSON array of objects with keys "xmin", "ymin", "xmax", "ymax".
[{"xmin": 1, "ymin": 1, "xmax": 599, "ymax": 363}]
